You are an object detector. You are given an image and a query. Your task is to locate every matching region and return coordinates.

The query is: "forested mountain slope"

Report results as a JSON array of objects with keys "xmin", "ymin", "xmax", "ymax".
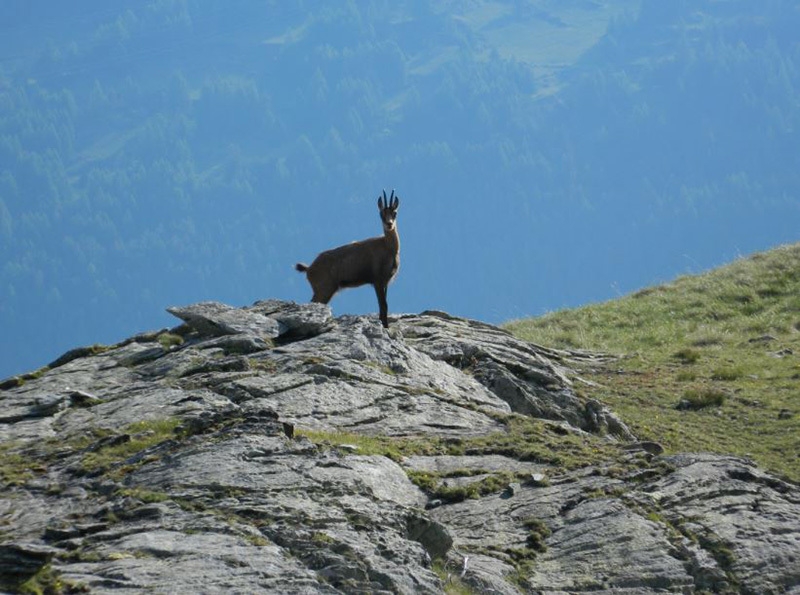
[{"xmin": 2, "ymin": 0, "xmax": 798, "ymax": 378}]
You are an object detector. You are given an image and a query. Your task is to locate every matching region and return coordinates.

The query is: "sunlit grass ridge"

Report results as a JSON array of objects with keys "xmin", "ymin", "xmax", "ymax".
[{"xmin": 505, "ymin": 243, "xmax": 800, "ymax": 482}]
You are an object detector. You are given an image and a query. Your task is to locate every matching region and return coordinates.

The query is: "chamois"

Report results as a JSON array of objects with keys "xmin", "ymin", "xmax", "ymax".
[{"xmin": 295, "ymin": 190, "xmax": 400, "ymax": 328}]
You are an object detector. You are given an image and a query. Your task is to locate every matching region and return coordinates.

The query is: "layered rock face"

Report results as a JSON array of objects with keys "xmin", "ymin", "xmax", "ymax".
[{"xmin": 1, "ymin": 302, "xmax": 798, "ymax": 593}]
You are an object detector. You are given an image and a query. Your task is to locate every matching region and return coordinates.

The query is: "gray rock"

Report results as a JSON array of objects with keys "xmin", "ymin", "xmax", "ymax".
[
  {"xmin": 432, "ymin": 454, "xmax": 800, "ymax": 594},
  {"xmin": 192, "ymin": 333, "xmax": 272, "ymax": 355},
  {"xmin": 222, "ymin": 315, "xmax": 510, "ymax": 437},
  {"xmin": 1, "ymin": 301, "xmax": 798, "ymax": 594},
  {"xmin": 68, "ymin": 389, "xmax": 104, "ymax": 407},
  {"xmin": 402, "ymin": 454, "xmax": 549, "ymax": 476},
  {"xmin": 529, "ymin": 473, "xmax": 548, "ymax": 486},
  {"xmin": 0, "ymin": 393, "xmax": 68, "ymax": 423},
  {"xmin": 406, "ymin": 515, "xmax": 453, "ymax": 560},
  {"xmin": 642, "ymin": 454, "xmax": 800, "ymax": 594},
  {"xmin": 249, "ymin": 299, "xmax": 334, "ymax": 338},
  {"xmin": 0, "ymin": 542, "xmax": 56, "ymax": 591},
  {"xmin": 167, "ymin": 301, "xmax": 282, "ymax": 339},
  {"xmin": 397, "ymin": 312, "xmax": 635, "ymax": 439}
]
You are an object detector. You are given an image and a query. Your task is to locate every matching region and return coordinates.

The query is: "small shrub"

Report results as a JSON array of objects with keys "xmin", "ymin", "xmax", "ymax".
[
  {"xmin": 246, "ymin": 534, "xmax": 270, "ymax": 547},
  {"xmin": 157, "ymin": 333, "xmax": 184, "ymax": 350},
  {"xmin": 677, "ymin": 388, "xmax": 726, "ymax": 410},
  {"xmin": 17, "ymin": 563, "xmax": 88, "ymax": 595},
  {"xmin": 646, "ymin": 511, "xmax": 664, "ymax": 524},
  {"xmin": 406, "ymin": 470, "xmax": 439, "ymax": 492},
  {"xmin": 311, "ymin": 531, "xmax": 335, "ymax": 545},
  {"xmin": 505, "ymin": 547, "xmax": 539, "ymax": 587},
  {"xmin": 673, "ymin": 348, "xmax": 700, "ymax": 364},
  {"xmin": 521, "ymin": 517, "xmax": 551, "ymax": 553},
  {"xmin": 711, "ymin": 367, "xmax": 743, "ymax": 381},
  {"xmin": 691, "ymin": 335, "xmax": 723, "ymax": 347}
]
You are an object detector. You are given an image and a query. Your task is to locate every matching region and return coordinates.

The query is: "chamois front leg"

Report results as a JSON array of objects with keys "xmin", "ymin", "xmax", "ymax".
[{"xmin": 375, "ymin": 283, "xmax": 389, "ymax": 328}]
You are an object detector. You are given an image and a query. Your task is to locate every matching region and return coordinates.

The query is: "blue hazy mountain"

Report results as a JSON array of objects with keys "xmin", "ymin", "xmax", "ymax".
[{"xmin": 1, "ymin": 0, "xmax": 798, "ymax": 378}]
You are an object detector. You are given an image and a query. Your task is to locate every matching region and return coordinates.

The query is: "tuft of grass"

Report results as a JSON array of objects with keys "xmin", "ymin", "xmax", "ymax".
[
  {"xmin": 80, "ymin": 418, "xmax": 182, "ymax": 475},
  {"xmin": 678, "ymin": 388, "xmax": 727, "ymax": 410},
  {"xmin": 406, "ymin": 469, "xmax": 525, "ymax": 503},
  {"xmin": 710, "ymin": 366, "xmax": 743, "ymax": 381},
  {"xmin": 116, "ymin": 487, "xmax": 170, "ymax": 503},
  {"xmin": 0, "ymin": 446, "xmax": 38, "ymax": 487},
  {"xmin": 16, "ymin": 563, "xmax": 88, "ymax": 595},
  {"xmin": 521, "ymin": 517, "xmax": 551, "ymax": 553},
  {"xmin": 157, "ymin": 332, "xmax": 184, "ymax": 350},
  {"xmin": 505, "ymin": 547, "xmax": 539, "ymax": 588},
  {"xmin": 311, "ymin": 531, "xmax": 335, "ymax": 545},
  {"xmin": 406, "ymin": 470, "xmax": 439, "ymax": 492},
  {"xmin": 246, "ymin": 534, "xmax": 270, "ymax": 547},
  {"xmin": 294, "ymin": 428, "xmax": 393, "ymax": 458},
  {"xmin": 431, "ymin": 559, "xmax": 476, "ymax": 594},
  {"xmin": 506, "ymin": 243, "xmax": 800, "ymax": 482},
  {"xmin": 673, "ymin": 348, "xmax": 701, "ymax": 364},
  {"xmin": 0, "ymin": 366, "xmax": 51, "ymax": 389}
]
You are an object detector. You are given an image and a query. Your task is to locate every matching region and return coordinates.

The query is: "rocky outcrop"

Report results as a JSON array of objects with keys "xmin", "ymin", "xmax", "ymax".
[{"xmin": 1, "ymin": 301, "xmax": 798, "ymax": 593}]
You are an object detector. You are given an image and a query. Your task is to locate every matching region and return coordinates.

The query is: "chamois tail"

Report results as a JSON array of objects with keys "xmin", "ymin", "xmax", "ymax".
[{"xmin": 295, "ymin": 263, "xmax": 309, "ymax": 273}]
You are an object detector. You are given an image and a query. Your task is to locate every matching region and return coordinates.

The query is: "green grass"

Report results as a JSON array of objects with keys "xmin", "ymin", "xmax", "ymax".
[
  {"xmin": 116, "ymin": 487, "xmax": 171, "ymax": 503},
  {"xmin": 679, "ymin": 388, "xmax": 727, "ymax": 410},
  {"xmin": 157, "ymin": 332, "xmax": 184, "ymax": 350},
  {"xmin": 431, "ymin": 559, "xmax": 477, "ymax": 594},
  {"xmin": 297, "ymin": 417, "xmax": 625, "ymax": 474},
  {"xmin": 295, "ymin": 428, "xmax": 445, "ymax": 462},
  {"xmin": 297, "ymin": 418, "xmax": 645, "ymax": 508},
  {"xmin": 506, "ymin": 243, "xmax": 800, "ymax": 482},
  {"xmin": 521, "ymin": 517, "xmax": 551, "ymax": 552},
  {"xmin": 80, "ymin": 418, "xmax": 182, "ymax": 476},
  {"xmin": 405, "ymin": 469, "xmax": 526, "ymax": 503},
  {"xmin": 0, "ymin": 444, "xmax": 41, "ymax": 487},
  {"xmin": 0, "ymin": 366, "xmax": 51, "ymax": 389}
]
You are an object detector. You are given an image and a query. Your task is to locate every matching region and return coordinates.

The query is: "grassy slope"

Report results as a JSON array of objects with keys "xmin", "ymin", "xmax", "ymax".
[{"xmin": 506, "ymin": 243, "xmax": 800, "ymax": 483}]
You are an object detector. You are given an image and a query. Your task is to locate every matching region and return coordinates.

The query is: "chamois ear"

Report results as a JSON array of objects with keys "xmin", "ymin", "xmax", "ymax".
[{"xmin": 378, "ymin": 189, "xmax": 388, "ymax": 210}]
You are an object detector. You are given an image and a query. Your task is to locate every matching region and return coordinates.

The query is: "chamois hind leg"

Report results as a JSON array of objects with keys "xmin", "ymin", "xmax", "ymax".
[{"xmin": 374, "ymin": 284, "xmax": 389, "ymax": 328}]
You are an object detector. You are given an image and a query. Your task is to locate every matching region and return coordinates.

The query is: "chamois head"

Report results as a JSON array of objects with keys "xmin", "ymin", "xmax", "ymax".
[{"xmin": 378, "ymin": 189, "xmax": 399, "ymax": 234}]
